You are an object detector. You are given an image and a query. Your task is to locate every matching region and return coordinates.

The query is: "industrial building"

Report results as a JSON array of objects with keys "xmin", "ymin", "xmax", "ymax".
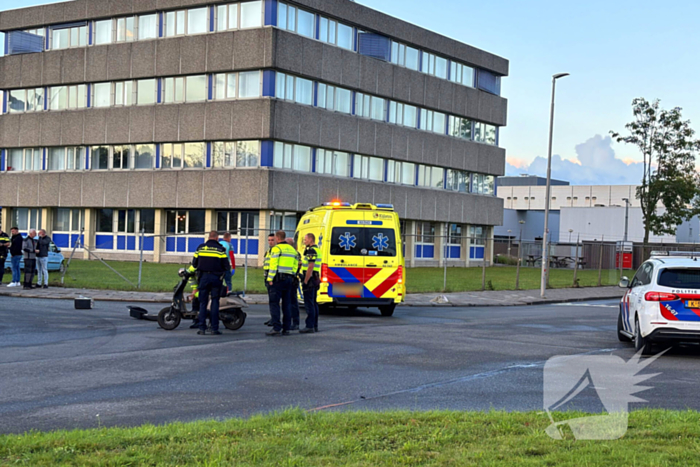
[{"xmin": 0, "ymin": 0, "xmax": 508, "ymax": 267}]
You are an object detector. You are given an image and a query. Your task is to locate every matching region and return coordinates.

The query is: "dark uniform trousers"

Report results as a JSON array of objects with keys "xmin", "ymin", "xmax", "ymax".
[
  {"xmin": 303, "ymin": 275, "xmax": 320, "ymax": 330},
  {"xmin": 268, "ymin": 274, "xmax": 295, "ymax": 332},
  {"xmin": 198, "ymin": 273, "xmax": 223, "ymax": 332}
]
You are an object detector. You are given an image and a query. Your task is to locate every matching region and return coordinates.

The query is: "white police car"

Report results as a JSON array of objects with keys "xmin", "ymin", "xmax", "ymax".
[{"xmin": 618, "ymin": 251, "xmax": 700, "ymax": 355}]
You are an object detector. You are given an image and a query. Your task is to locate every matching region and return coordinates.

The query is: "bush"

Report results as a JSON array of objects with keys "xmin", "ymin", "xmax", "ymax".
[{"xmin": 494, "ymin": 254, "xmax": 518, "ymax": 266}]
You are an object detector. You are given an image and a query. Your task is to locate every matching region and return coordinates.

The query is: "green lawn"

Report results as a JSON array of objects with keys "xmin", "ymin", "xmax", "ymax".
[
  {"xmin": 2, "ymin": 410, "xmax": 700, "ymax": 466},
  {"xmin": 47, "ymin": 260, "xmax": 630, "ymax": 294}
]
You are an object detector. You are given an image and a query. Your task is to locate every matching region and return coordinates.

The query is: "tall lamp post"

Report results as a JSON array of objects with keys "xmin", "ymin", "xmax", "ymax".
[
  {"xmin": 541, "ymin": 72, "xmax": 570, "ymax": 298},
  {"xmin": 621, "ymin": 198, "xmax": 630, "ymax": 242},
  {"xmin": 507, "ymin": 229, "xmax": 512, "ymax": 257}
]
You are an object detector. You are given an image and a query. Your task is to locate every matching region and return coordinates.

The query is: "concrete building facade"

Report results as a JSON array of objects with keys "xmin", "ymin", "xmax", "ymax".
[{"xmin": 0, "ymin": 0, "xmax": 508, "ymax": 267}]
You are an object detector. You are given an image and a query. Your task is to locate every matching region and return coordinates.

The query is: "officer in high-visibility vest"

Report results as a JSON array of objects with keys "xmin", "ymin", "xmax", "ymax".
[
  {"xmin": 263, "ymin": 233, "xmax": 276, "ymax": 327},
  {"xmin": 191, "ymin": 231, "xmax": 231, "ymax": 335},
  {"xmin": 266, "ymin": 230, "xmax": 300, "ymax": 336},
  {"xmin": 300, "ymin": 233, "xmax": 322, "ymax": 333}
]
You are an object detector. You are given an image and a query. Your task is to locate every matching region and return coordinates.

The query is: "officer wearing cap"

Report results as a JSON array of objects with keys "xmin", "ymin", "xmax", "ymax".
[
  {"xmin": 266, "ymin": 230, "xmax": 299, "ymax": 336},
  {"xmin": 191, "ymin": 231, "xmax": 231, "ymax": 335},
  {"xmin": 300, "ymin": 233, "xmax": 322, "ymax": 333}
]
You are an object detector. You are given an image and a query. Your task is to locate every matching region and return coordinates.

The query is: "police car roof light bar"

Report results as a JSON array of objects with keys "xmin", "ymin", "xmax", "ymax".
[{"xmin": 650, "ymin": 251, "xmax": 698, "ymax": 259}]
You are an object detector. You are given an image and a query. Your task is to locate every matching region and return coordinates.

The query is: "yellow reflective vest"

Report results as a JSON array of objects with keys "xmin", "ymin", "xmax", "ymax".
[{"xmin": 267, "ymin": 242, "xmax": 299, "ymax": 282}]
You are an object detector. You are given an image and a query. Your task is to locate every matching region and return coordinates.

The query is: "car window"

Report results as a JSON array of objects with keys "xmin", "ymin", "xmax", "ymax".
[
  {"xmin": 658, "ymin": 268, "xmax": 700, "ymax": 289},
  {"xmin": 641, "ymin": 263, "xmax": 654, "ymax": 286},
  {"xmin": 330, "ymin": 227, "xmax": 397, "ymax": 257}
]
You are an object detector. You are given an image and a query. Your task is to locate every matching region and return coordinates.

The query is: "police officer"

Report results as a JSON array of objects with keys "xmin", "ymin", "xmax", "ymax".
[
  {"xmin": 300, "ymin": 233, "xmax": 322, "ymax": 333},
  {"xmin": 191, "ymin": 231, "xmax": 230, "ymax": 335},
  {"xmin": 266, "ymin": 230, "xmax": 299, "ymax": 336},
  {"xmin": 0, "ymin": 229, "xmax": 9, "ymax": 286},
  {"xmin": 286, "ymin": 238, "xmax": 302, "ymax": 331},
  {"xmin": 263, "ymin": 233, "xmax": 276, "ymax": 327}
]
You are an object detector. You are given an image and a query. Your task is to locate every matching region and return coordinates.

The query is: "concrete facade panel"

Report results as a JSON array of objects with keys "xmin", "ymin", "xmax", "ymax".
[
  {"xmin": 274, "ymin": 30, "xmax": 303, "ymax": 75},
  {"xmin": 359, "ymin": 55, "xmax": 378, "ymax": 94},
  {"xmin": 61, "ymin": 48, "xmax": 86, "ymax": 84},
  {"xmin": 337, "ymin": 116, "xmax": 358, "ymax": 153},
  {"xmin": 176, "ymin": 171, "xmax": 204, "ymax": 208},
  {"xmin": 0, "ymin": 115, "xmax": 20, "ymax": 147},
  {"xmin": 155, "ymin": 38, "xmax": 181, "ymax": 76},
  {"xmin": 37, "ymin": 173, "xmax": 61, "ymax": 206},
  {"xmin": 127, "ymin": 172, "xmax": 154, "ymax": 207},
  {"xmin": 389, "ymin": 186, "xmax": 408, "ymax": 219},
  {"xmin": 40, "ymin": 112, "xmax": 63, "ymax": 147},
  {"xmin": 340, "ymin": 52, "xmax": 360, "ymax": 89},
  {"xmin": 269, "ymin": 171, "xmax": 299, "ymax": 211},
  {"xmin": 436, "ymin": 137, "xmax": 452, "ymax": 168},
  {"xmin": 356, "ymin": 119, "xmax": 375, "ymax": 156},
  {"xmin": 19, "ymin": 53, "xmax": 43, "ymax": 88},
  {"xmin": 376, "ymin": 61, "xmax": 394, "ymax": 98},
  {"xmin": 375, "ymin": 124, "xmax": 392, "ymax": 159},
  {"xmin": 17, "ymin": 173, "xmax": 39, "ymax": 207},
  {"xmin": 372, "ymin": 183, "xmax": 392, "ymax": 206},
  {"xmin": 419, "ymin": 190, "xmax": 438, "ymax": 221},
  {"xmin": 0, "ymin": 175, "xmax": 18, "ymax": 207},
  {"xmin": 152, "ymin": 171, "xmax": 178, "ymax": 207},
  {"xmin": 1, "ymin": 56, "xmax": 21, "ymax": 89},
  {"xmin": 297, "ymin": 174, "xmax": 320, "ymax": 211},
  {"xmin": 407, "ymin": 72, "xmax": 425, "ymax": 107},
  {"xmin": 298, "ymin": 105, "xmax": 321, "ymax": 147},
  {"xmin": 59, "ymin": 173, "xmax": 83, "ymax": 206},
  {"xmin": 85, "ymin": 46, "xmax": 109, "ymax": 83},
  {"xmin": 201, "ymin": 170, "xmax": 231, "ymax": 209},
  {"xmin": 84, "ymin": 108, "xmax": 107, "ymax": 145},
  {"xmin": 231, "ymin": 100, "xmax": 268, "ymax": 140},
  {"xmin": 86, "ymin": 0, "xmax": 111, "ymax": 18},
  {"xmin": 321, "ymin": 45, "xmax": 343, "ymax": 84},
  {"xmin": 80, "ymin": 172, "xmax": 105, "ymax": 207},
  {"xmin": 178, "ymin": 103, "xmax": 206, "ymax": 141},
  {"xmin": 405, "ymin": 189, "xmax": 422, "ymax": 219},
  {"xmin": 129, "ymin": 106, "xmax": 156, "ymax": 143},
  {"xmin": 103, "ymin": 172, "xmax": 130, "ymax": 207},
  {"xmin": 62, "ymin": 0, "xmax": 88, "ymax": 22},
  {"xmin": 179, "ymin": 35, "xmax": 207, "ymax": 75},
  {"xmin": 392, "ymin": 67, "xmax": 412, "ymax": 103},
  {"xmin": 228, "ymin": 170, "xmax": 268, "ymax": 209},
  {"xmin": 301, "ymin": 37, "xmax": 324, "ymax": 79},
  {"xmin": 318, "ymin": 111, "xmax": 341, "ymax": 150},
  {"xmin": 106, "ymin": 44, "xmax": 133, "ymax": 81},
  {"xmin": 42, "ymin": 53, "xmax": 62, "ymax": 85},
  {"xmin": 42, "ymin": 2, "xmax": 66, "ymax": 25},
  {"xmin": 336, "ymin": 178, "xmax": 358, "ymax": 205},
  {"xmin": 154, "ymin": 105, "xmax": 180, "ymax": 142},
  {"xmin": 108, "ymin": 0, "xmax": 134, "ymax": 17},
  {"xmin": 406, "ymin": 131, "xmax": 423, "ymax": 163},
  {"xmin": 59, "ymin": 111, "xmax": 85, "ymax": 145},
  {"xmin": 271, "ymin": 100, "xmax": 301, "ymax": 143},
  {"xmin": 17, "ymin": 113, "xmax": 43, "ymax": 148},
  {"xmin": 104, "ymin": 107, "xmax": 131, "ymax": 144},
  {"xmin": 318, "ymin": 177, "xmax": 338, "ymax": 205},
  {"xmin": 206, "ymin": 32, "xmax": 234, "ymax": 73},
  {"xmin": 391, "ymin": 127, "xmax": 410, "ymax": 161},
  {"xmin": 204, "ymin": 102, "xmax": 233, "ymax": 141},
  {"xmin": 130, "ymin": 40, "xmax": 157, "ymax": 78}
]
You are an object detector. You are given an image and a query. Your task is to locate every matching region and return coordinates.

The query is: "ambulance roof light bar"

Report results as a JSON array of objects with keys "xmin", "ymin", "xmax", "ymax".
[
  {"xmin": 376, "ymin": 204, "xmax": 394, "ymax": 210},
  {"xmin": 322, "ymin": 202, "xmax": 351, "ymax": 207}
]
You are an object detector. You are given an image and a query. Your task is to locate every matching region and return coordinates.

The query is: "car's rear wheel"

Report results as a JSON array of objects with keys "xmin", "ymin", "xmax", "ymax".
[
  {"xmin": 617, "ymin": 309, "xmax": 630, "ymax": 342},
  {"xmin": 634, "ymin": 315, "xmax": 653, "ymax": 355}
]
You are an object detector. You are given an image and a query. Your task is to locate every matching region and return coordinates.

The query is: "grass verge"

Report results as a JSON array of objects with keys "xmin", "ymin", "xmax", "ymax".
[{"xmin": 2, "ymin": 409, "xmax": 700, "ymax": 466}]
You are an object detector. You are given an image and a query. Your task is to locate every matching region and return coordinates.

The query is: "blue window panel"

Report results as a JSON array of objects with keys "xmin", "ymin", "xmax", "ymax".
[
  {"xmin": 262, "ymin": 70, "xmax": 276, "ymax": 97},
  {"xmin": 1, "ymin": 149, "xmax": 6, "ymax": 171},
  {"xmin": 159, "ymin": 12, "xmax": 164, "ymax": 37},
  {"xmin": 311, "ymin": 148, "xmax": 317, "ymax": 173},
  {"xmin": 260, "ymin": 140, "xmax": 274, "ymax": 167},
  {"xmin": 166, "ymin": 237, "xmax": 176, "ymax": 252},
  {"xmin": 157, "ymin": 79, "xmax": 162, "ymax": 104},
  {"xmin": 470, "ymin": 246, "xmax": 485, "ymax": 260},
  {"xmin": 230, "ymin": 239, "xmax": 239, "ymax": 254},
  {"xmin": 7, "ymin": 31, "xmax": 44, "ymax": 55},
  {"xmin": 126, "ymin": 236, "xmax": 136, "ymax": 251},
  {"xmin": 240, "ymin": 239, "xmax": 259, "ymax": 255},
  {"xmin": 3, "ymin": 33, "xmax": 8, "ymax": 55},
  {"xmin": 96, "ymin": 235, "xmax": 114, "ymax": 250},
  {"xmin": 70, "ymin": 234, "xmax": 84, "ymax": 248},
  {"xmin": 85, "ymin": 147, "xmax": 90, "ymax": 170},
  {"xmin": 207, "ymin": 75, "xmax": 213, "ymax": 100},
  {"xmin": 53, "ymin": 233, "xmax": 70, "ymax": 248},
  {"xmin": 117, "ymin": 235, "xmax": 126, "ymax": 250},
  {"xmin": 141, "ymin": 236, "xmax": 155, "ymax": 252},
  {"xmin": 264, "ymin": 0, "xmax": 278, "ymax": 26},
  {"xmin": 43, "ymin": 148, "xmax": 47, "ymax": 171},
  {"xmin": 206, "ymin": 142, "xmax": 212, "ymax": 168},
  {"xmin": 415, "ymin": 245, "xmax": 422, "ymax": 258},
  {"xmin": 448, "ymin": 246, "xmax": 461, "ymax": 259},
  {"xmin": 177, "ymin": 237, "xmax": 187, "ymax": 253},
  {"xmin": 88, "ymin": 21, "xmax": 93, "ymax": 45},
  {"xmin": 155, "ymin": 144, "xmax": 161, "ymax": 169},
  {"xmin": 210, "ymin": 6, "xmax": 215, "ymax": 32},
  {"xmin": 422, "ymin": 245, "xmax": 435, "ymax": 258},
  {"xmin": 188, "ymin": 237, "xmax": 202, "ymax": 253},
  {"xmin": 477, "ymin": 69, "xmax": 501, "ymax": 96},
  {"xmin": 383, "ymin": 159, "xmax": 388, "ymax": 182},
  {"xmin": 357, "ymin": 32, "xmax": 391, "ymax": 62},
  {"xmin": 2, "ymin": 92, "xmax": 7, "ymax": 114}
]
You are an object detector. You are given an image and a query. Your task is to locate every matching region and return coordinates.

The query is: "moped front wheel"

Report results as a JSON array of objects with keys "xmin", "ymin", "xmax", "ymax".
[{"xmin": 157, "ymin": 307, "xmax": 182, "ymax": 331}]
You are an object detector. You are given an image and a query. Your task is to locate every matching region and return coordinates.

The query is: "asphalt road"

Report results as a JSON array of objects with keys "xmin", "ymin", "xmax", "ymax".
[{"xmin": 1, "ymin": 296, "xmax": 699, "ymax": 434}]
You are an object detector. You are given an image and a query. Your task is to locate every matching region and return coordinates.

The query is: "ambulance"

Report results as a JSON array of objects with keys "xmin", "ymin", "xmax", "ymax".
[{"xmin": 295, "ymin": 202, "xmax": 405, "ymax": 316}]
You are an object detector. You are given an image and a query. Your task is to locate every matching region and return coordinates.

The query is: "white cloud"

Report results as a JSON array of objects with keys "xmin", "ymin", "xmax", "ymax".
[{"xmin": 506, "ymin": 135, "xmax": 644, "ymax": 185}]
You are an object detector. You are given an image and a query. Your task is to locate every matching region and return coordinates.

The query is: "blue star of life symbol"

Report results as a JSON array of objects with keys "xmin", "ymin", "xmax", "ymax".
[
  {"xmin": 372, "ymin": 233, "xmax": 389, "ymax": 252},
  {"xmin": 338, "ymin": 232, "xmax": 356, "ymax": 251},
  {"xmin": 318, "ymin": 234, "xmax": 323, "ymax": 248}
]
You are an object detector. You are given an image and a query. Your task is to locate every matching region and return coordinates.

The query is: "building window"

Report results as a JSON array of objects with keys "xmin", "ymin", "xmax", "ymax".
[
  {"xmin": 446, "ymin": 169, "xmax": 470, "ymax": 193},
  {"xmin": 449, "ymin": 116, "xmax": 472, "ymax": 140},
  {"xmin": 51, "ymin": 24, "xmax": 87, "ymax": 50},
  {"xmin": 474, "ymin": 122, "xmax": 497, "ymax": 145},
  {"xmin": 417, "ymin": 165, "xmax": 444, "ymax": 189},
  {"xmin": 391, "ymin": 41, "xmax": 420, "ymax": 71},
  {"xmin": 6, "ymin": 148, "xmax": 42, "ymax": 172},
  {"xmin": 94, "ymin": 19, "xmax": 112, "ymax": 45},
  {"xmin": 448, "ymin": 224, "xmax": 462, "ymax": 244},
  {"xmin": 7, "ymin": 88, "xmax": 44, "ymax": 113},
  {"xmin": 416, "ymin": 222, "xmax": 435, "ymax": 244},
  {"xmin": 315, "ymin": 149, "xmax": 350, "ymax": 177},
  {"xmin": 213, "ymin": 71, "xmax": 261, "ymax": 100},
  {"xmin": 48, "ymin": 147, "xmax": 85, "ymax": 171},
  {"xmin": 352, "ymin": 154, "xmax": 384, "ymax": 181},
  {"xmin": 163, "ymin": 75, "xmax": 207, "ymax": 104},
  {"xmin": 13, "ymin": 208, "xmax": 42, "ymax": 232},
  {"xmin": 472, "ymin": 174, "xmax": 495, "ymax": 195},
  {"xmin": 355, "ymin": 93, "xmax": 386, "ymax": 121},
  {"xmin": 217, "ymin": 211, "xmax": 239, "ymax": 233},
  {"xmin": 278, "ymin": 2, "xmax": 315, "ymax": 38},
  {"xmin": 420, "ymin": 110, "xmax": 446, "ymax": 134},
  {"xmin": 165, "ymin": 7, "xmax": 208, "ymax": 37},
  {"xmin": 317, "ymin": 83, "xmax": 352, "ymax": 115},
  {"xmin": 469, "ymin": 225, "xmax": 488, "ymax": 246},
  {"xmin": 273, "ymin": 142, "xmax": 312, "ymax": 172},
  {"xmin": 318, "ymin": 15, "xmax": 354, "ymax": 50},
  {"xmin": 387, "ymin": 160, "xmax": 416, "ymax": 185},
  {"xmin": 450, "ymin": 62, "xmax": 475, "ymax": 87},
  {"xmin": 115, "ymin": 81, "xmax": 134, "ymax": 106},
  {"xmin": 388, "ymin": 101, "xmax": 418, "ymax": 128},
  {"xmin": 275, "ymin": 72, "xmax": 313, "ymax": 105},
  {"xmin": 93, "ymin": 82, "xmax": 111, "ymax": 107},
  {"xmin": 136, "ymin": 79, "xmax": 157, "ymax": 106},
  {"xmin": 269, "ymin": 212, "xmax": 298, "ymax": 238},
  {"xmin": 240, "ymin": 1, "xmax": 263, "ymax": 29},
  {"xmin": 134, "ymin": 144, "xmax": 156, "ymax": 169},
  {"xmin": 54, "ymin": 208, "xmax": 84, "ymax": 232},
  {"xmin": 212, "ymin": 141, "xmax": 260, "ymax": 168},
  {"xmin": 48, "ymin": 85, "xmax": 87, "ymax": 111},
  {"xmin": 421, "ymin": 52, "xmax": 448, "ymax": 79},
  {"xmin": 166, "ymin": 210, "xmax": 205, "ymax": 234}
]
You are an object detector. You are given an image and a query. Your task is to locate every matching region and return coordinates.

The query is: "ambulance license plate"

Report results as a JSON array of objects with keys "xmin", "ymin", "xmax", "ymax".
[
  {"xmin": 332, "ymin": 284, "xmax": 363, "ymax": 296},
  {"xmin": 686, "ymin": 300, "xmax": 700, "ymax": 308}
]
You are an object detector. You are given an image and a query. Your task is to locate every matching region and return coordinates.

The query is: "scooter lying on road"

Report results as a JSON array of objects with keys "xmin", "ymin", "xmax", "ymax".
[{"xmin": 128, "ymin": 268, "xmax": 247, "ymax": 331}]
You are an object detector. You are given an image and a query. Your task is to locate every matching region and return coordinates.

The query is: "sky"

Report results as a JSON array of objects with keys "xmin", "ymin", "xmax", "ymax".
[{"xmin": 2, "ymin": 0, "xmax": 699, "ymax": 185}]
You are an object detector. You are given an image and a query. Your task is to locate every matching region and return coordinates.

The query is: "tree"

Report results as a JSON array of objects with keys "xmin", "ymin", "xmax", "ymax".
[{"xmin": 611, "ymin": 98, "xmax": 700, "ymax": 246}]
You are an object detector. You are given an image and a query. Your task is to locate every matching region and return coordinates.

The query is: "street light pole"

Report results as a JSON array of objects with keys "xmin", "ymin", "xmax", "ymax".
[
  {"xmin": 541, "ymin": 72, "xmax": 569, "ymax": 299},
  {"xmin": 568, "ymin": 229, "xmax": 573, "ymax": 243},
  {"xmin": 507, "ymin": 229, "xmax": 512, "ymax": 257},
  {"xmin": 622, "ymin": 198, "xmax": 630, "ymax": 242}
]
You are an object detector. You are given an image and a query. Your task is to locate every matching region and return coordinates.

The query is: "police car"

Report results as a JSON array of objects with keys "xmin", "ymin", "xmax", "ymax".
[{"xmin": 618, "ymin": 251, "xmax": 700, "ymax": 355}]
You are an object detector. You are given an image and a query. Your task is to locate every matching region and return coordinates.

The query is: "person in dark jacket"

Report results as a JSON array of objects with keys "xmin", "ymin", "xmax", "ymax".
[
  {"xmin": 36, "ymin": 229, "xmax": 52, "ymax": 289},
  {"xmin": 190, "ymin": 231, "xmax": 231, "ymax": 335},
  {"xmin": 8, "ymin": 227, "xmax": 23, "ymax": 287},
  {"xmin": 22, "ymin": 229, "xmax": 38, "ymax": 290},
  {"xmin": 0, "ymin": 229, "xmax": 9, "ymax": 285}
]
